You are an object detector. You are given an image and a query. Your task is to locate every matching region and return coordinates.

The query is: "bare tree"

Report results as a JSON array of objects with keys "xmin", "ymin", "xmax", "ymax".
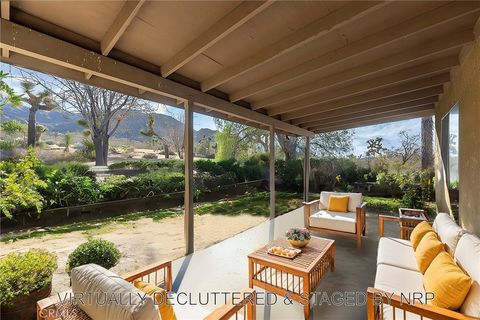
[
  {"xmin": 20, "ymin": 81, "xmax": 57, "ymax": 146},
  {"xmin": 276, "ymin": 133, "xmax": 299, "ymax": 160},
  {"xmin": 311, "ymin": 130, "xmax": 354, "ymax": 158},
  {"xmin": 396, "ymin": 130, "xmax": 420, "ymax": 165},
  {"xmin": 421, "ymin": 116, "xmax": 434, "ymax": 169},
  {"xmin": 165, "ymin": 110, "xmax": 184, "ymax": 159},
  {"xmin": 51, "ymin": 80, "xmax": 144, "ymax": 166}
]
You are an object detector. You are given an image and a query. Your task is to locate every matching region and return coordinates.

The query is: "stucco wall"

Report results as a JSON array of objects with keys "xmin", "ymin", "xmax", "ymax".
[{"xmin": 435, "ymin": 38, "xmax": 480, "ymax": 235}]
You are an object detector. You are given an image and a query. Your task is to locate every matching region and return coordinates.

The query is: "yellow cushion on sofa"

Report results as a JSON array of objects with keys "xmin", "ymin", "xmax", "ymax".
[
  {"xmin": 327, "ymin": 195, "xmax": 349, "ymax": 212},
  {"xmin": 414, "ymin": 231, "xmax": 444, "ymax": 273},
  {"xmin": 410, "ymin": 221, "xmax": 434, "ymax": 250},
  {"xmin": 134, "ymin": 280, "xmax": 177, "ymax": 320},
  {"xmin": 424, "ymin": 251, "xmax": 473, "ymax": 310}
]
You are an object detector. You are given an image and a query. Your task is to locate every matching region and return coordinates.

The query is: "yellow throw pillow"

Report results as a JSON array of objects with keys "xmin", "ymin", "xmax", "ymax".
[
  {"xmin": 410, "ymin": 221, "xmax": 434, "ymax": 250},
  {"xmin": 424, "ymin": 251, "xmax": 473, "ymax": 310},
  {"xmin": 327, "ymin": 195, "xmax": 349, "ymax": 212},
  {"xmin": 414, "ymin": 231, "xmax": 444, "ymax": 273},
  {"xmin": 134, "ymin": 280, "xmax": 177, "ymax": 320}
]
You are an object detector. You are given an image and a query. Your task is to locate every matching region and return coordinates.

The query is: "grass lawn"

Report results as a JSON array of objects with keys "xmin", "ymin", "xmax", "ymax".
[{"xmin": 1, "ymin": 192, "xmax": 435, "ymax": 242}]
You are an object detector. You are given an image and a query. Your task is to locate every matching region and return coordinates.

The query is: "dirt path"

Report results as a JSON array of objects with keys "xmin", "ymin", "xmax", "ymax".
[{"xmin": 1, "ymin": 214, "xmax": 267, "ymax": 293}]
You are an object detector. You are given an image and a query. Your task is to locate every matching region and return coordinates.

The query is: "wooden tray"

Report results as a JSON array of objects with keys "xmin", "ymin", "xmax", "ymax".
[{"xmin": 267, "ymin": 246, "xmax": 302, "ymax": 259}]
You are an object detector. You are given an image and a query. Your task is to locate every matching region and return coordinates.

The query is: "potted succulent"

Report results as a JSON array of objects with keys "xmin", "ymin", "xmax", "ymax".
[
  {"xmin": 286, "ymin": 228, "xmax": 311, "ymax": 248},
  {"xmin": 0, "ymin": 249, "xmax": 57, "ymax": 320}
]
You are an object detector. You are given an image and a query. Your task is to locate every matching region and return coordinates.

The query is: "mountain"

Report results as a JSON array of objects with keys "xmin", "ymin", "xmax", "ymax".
[{"xmin": 1, "ymin": 105, "xmax": 216, "ymax": 143}]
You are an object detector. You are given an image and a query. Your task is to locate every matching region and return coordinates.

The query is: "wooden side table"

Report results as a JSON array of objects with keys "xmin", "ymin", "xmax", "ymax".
[
  {"xmin": 378, "ymin": 208, "xmax": 427, "ymax": 240},
  {"xmin": 248, "ymin": 236, "xmax": 334, "ymax": 319}
]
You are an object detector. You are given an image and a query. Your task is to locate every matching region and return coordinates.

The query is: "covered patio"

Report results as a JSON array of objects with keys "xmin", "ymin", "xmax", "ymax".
[
  {"xmin": 1, "ymin": 1, "xmax": 479, "ymax": 319},
  {"xmin": 170, "ymin": 207, "xmax": 393, "ymax": 319}
]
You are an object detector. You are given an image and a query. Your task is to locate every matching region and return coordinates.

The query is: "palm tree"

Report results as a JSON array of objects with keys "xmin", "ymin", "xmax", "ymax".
[{"xmin": 20, "ymin": 81, "xmax": 57, "ymax": 146}]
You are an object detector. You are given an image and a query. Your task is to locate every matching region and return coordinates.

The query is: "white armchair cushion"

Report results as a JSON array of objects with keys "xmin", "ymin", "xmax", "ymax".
[
  {"xmin": 71, "ymin": 264, "xmax": 159, "ymax": 320},
  {"xmin": 432, "ymin": 212, "xmax": 464, "ymax": 255},
  {"xmin": 309, "ymin": 210, "xmax": 356, "ymax": 233},
  {"xmin": 455, "ymin": 234, "xmax": 480, "ymax": 318},
  {"xmin": 319, "ymin": 192, "xmax": 362, "ymax": 213}
]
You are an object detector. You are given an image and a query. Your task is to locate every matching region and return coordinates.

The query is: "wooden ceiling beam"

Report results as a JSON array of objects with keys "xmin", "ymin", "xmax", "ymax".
[
  {"xmin": 283, "ymin": 80, "xmax": 446, "ymax": 122},
  {"xmin": 266, "ymin": 56, "xmax": 456, "ymax": 117},
  {"xmin": 1, "ymin": 0, "xmax": 9, "ymax": 58},
  {"xmin": 0, "ymin": 19, "xmax": 313, "ymax": 137},
  {"xmin": 160, "ymin": 1, "xmax": 273, "ymax": 77},
  {"xmin": 100, "ymin": 0, "xmax": 145, "ymax": 56},
  {"xmin": 230, "ymin": 1, "xmax": 480, "ymax": 102},
  {"xmin": 304, "ymin": 101, "xmax": 435, "ymax": 129},
  {"xmin": 291, "ymin": 86, "xmax": 442, "ymax": 125},
  {"xmin": 250, "ymin": 28, "xmax": 472, "ymax": 111},
  {"xmin": 200, "ymin": 1, "xmax": 385, "ymax": 92},
  {"xmin": 312, "ymin": 109, "xmax": 435, "ymax": 133},
  {"xmin": 299, "ymin": 96, "xmax": 438, "ymax": 128}
]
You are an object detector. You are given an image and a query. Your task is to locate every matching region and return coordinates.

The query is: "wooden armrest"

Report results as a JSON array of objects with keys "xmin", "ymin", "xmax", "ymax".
[
  {"xmin": 204, "ymin": 289, "xmax": 256, "ymax": 320},
  {"xmin": 122, "ymin": 259, "xmax": 172, "ymax": 291},
  {"xmin": 367, "ymin": 288, "xmax": 474, "ymax": 320},
  {"xmin": 357, "ymin": 202, "xmax": 367, "ymax": 210},
  {"xmin": 37, "ymin": 291, "xmax": 69, "ymax": 320},
  {"xmin": 303, "ymin": 199, "xmax": 319, "ymax": 207}
]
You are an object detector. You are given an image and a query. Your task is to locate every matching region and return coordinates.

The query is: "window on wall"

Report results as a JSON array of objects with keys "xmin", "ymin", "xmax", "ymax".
[{"xmin": 441, "ymin": 104, "xmax": 459, "ymax": 187}]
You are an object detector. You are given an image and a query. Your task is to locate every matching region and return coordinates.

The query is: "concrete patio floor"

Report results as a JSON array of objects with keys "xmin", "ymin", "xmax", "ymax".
[{"xmin": 171, "ymin": 207, "xmax": 401, "ymax": 319}]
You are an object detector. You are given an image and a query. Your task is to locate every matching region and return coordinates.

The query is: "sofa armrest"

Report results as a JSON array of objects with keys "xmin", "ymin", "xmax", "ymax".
[
  {"xmin": 303, "ymin": 199, "xmax": 320, "ymax": 228},
  {"xmin": 37, "ymin": 292, "xmax": 65, "ymax": 320},
  {"xmin": 122, "ymin": 259, "xmax": 172, "ymax": 291},
  {"xmin": 204, "ymin": 288, "xmax": 256, "ymax": 320},
  {"xmin": 367, "ymin": 287, "xmax": 474, "ymax": 320}
]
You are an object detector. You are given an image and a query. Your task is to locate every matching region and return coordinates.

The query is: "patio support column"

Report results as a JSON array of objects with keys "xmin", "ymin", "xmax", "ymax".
[
  {"xmin": 304, "ymin": 136, "xmax": 310, "ymax": 202},
  {"xmin": 269, "ymin": 126, "xmax": 275, "ymax": 219},
  {"xmin": 184, "ymin": 100, "xmax": 194, "ymax": 255}
]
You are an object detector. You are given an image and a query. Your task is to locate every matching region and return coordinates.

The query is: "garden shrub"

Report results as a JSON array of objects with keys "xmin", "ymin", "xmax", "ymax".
[
  {"xmin": 108, "ymin": 160, "xmax": 183, "ymax": 172},
  {"xmin": 99, "ymin": 175, "xmax": 131, "ymax": 201},
  {"xmin": 0, "ymin": 148, "xmax": 47, "ymax": 218},
  {"xmin": 131, "ymin": 171, "xmax": 185, "ymax": 197},
  {"xmin": 0, "ymin": 249, "xmax": 57, "ymax": 305},
  {"xmin": 194, "ymin": 159, "xmax": 224, "ymax": 175},
  {"xmin": 44, "ymin": 169, "xmax": 100, "ymax": 207},
  {"xmin": 276, "ymin": 159, "xmax": 303, "ymax": 191},
  {"xmin": 65, "ymin": 239, "xmax": 120, "ymax": 276},
  {"xmin": 142, "ymin": 153, "xmax": 158, "ymax": 159}
]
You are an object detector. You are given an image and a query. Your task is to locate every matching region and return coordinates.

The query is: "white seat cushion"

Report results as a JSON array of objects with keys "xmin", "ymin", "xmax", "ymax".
[
  {"xmin": 309, "ymin": 210, "xmax": 356, "ymax": 233},
  {"xmin": 432, "ymin": 212, "xmax": 464, "ymax": 255},
  {"xmin": 71, "ymin": 264, "xmax": 160, "ymax": 320},
  {"xmin": 374, "ymin": 264, "xmax": 428, "ymax": 320},
  {"xmin": 455, "ymin": 234, "xmax": 480, "ymax": 318},
  {"xmin": 377, "ymin": 237, "xmax": 418, "ymax": 271},
  {"xmin": 319, "ymin": 191, "xmax": 362, "ymax": 213}
]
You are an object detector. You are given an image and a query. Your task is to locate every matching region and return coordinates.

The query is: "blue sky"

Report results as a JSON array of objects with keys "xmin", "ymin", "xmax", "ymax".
[{"xmin": 2, "ymin": 63, "xmax": 423, "ymax": 156}]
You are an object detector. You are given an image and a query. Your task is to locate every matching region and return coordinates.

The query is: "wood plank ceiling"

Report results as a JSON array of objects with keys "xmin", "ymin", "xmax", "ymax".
[{"xmin": 1, "ymin": 0, "xmax": 479, "ymax": 134}]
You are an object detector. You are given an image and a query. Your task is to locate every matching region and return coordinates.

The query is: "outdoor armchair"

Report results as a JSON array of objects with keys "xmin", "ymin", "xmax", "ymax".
[{"xmin": 304, "ymin": 192, "xmax": 367, "ymax": 248}]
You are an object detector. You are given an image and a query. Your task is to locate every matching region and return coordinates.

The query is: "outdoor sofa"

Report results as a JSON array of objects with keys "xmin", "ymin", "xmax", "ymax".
[
  {"xmin": 37, "ymin": 260, "xmax": 256, "ymax": 320},
  {"xmin": 304, "ymin": 191, "xmax": 367, "ymax": 248},
  {"xmin": 367, "ymin": 212, "xmax": 479, "ymax": 319}
]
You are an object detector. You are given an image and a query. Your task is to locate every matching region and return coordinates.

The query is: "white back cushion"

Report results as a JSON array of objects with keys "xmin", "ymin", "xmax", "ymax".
[
  {"xmin": 319, "ymin": 191, "xmax": 362, "ymax": 213},
  {"xmin": 433, "ymin": 212, "xmax": 464, "ymax": 255},
  {"xmin": 71, "ymin": 264, "xmax": 159, "ymax": 320},
  {"xmin": 455, "ymin": 234, "xmax": 480, "ymax": 318}
]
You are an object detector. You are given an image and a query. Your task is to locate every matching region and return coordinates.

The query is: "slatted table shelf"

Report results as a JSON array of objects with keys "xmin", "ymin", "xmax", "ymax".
[{"xmin": 248, "ymin": 236, "xmax": 335, "ymax": 319}]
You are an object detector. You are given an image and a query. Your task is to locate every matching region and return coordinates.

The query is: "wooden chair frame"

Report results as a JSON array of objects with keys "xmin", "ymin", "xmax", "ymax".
[
  {"xmin": 304, "ymin": 199, "xmax": 367, "ymax": 248},
  {"xmin": 37, "ymin": 260, "xmax": 256, "ymax": 320},
  {"xmin": 366, "ymin": 287, "xmax": 475, "ymax": 320}
]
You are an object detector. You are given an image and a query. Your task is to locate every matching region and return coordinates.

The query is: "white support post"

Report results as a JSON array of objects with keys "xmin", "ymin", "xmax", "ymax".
[
  {"xmin": 304, "ymin": 136, "xmax": 310, "ymax": 202},
  {"xmin": 269, "ymin": 126, "xmax": 275, "ymax": 220},
  {"xmin": 184, "ymin": 101, "xmax": 194, "ymax": 255}
]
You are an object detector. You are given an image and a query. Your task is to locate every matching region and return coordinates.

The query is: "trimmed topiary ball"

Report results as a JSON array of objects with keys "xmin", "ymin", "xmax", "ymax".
[{"xmin": 66, "ymin": 239, "xmax": 120, "ymax": 276}]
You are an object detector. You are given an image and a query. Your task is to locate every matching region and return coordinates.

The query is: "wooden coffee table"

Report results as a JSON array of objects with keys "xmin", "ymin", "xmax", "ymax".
[
  {"xmin": 248, "ymin": 236, "xmax": 334, "ymax": 319},
  {"xmin": 378, "ymin": 208, "xmax": 428, "ymax": 239}
]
